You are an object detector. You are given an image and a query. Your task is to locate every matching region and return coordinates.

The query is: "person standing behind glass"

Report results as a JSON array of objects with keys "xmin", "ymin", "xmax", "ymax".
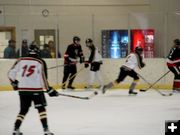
[
  {"xmin": 16, "ymin": 39, "xmax": 29, "ymax": 58},
  {"xmin": 40, "ymin": 44, "xmax": 52, "ymax": 58},
  {"xmin": 4, "ymin": 39, "xmax": 16, "ymax": 58},
  {"xmin": 48, "ymin": 40, "xmax": 61, "ymax": 58}
]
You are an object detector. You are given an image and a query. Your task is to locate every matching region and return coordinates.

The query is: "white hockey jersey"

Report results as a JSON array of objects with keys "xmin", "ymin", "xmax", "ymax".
[
  {"xmin": 93, "ymin": 47, "xmax": 103, "ymax": 62},
  {"xmin": 123, "ymin": 53, "xmax": 143, "ymax": 70},
  {"xmin": 88, "ymin": 46, "xmax": 102, "ymax": 63},
  {"xmin": 8, "ymin": 57, "xmax": 48, "ymax": 91}
]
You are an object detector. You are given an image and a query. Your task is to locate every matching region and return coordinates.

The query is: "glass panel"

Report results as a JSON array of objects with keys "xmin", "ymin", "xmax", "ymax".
[
  {"xmin": 45, "ymin": 35, "xmax": 54, "ymax": 44},
  {"xmin": 0, "ymin": 32, "xmax": 11, "ymax": 58},
  {"xmin": 1, "ymin": 12, "xmax": 179, "ymax": 59},
  {"xmin": 102, "ymin": 30, "xmax": 128, "ymax": 58},
  {"xmin": 130, "ymin": 29, "xmax": 155, "ymax": 58}
]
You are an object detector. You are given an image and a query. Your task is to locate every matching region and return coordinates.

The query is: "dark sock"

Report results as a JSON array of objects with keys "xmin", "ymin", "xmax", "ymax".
[{"xmin": 14, "ymin": 114, "xmax": 25, "ymax": 130}]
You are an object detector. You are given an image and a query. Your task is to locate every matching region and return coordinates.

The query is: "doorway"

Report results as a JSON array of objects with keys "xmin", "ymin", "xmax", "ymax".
[
  {"xmin": 0, "ymin": 26, "xmax": 16, "ymax": 58},
  {"xmin": 34, "ymin": 29, "xmax": 56, "ymax": 49}
]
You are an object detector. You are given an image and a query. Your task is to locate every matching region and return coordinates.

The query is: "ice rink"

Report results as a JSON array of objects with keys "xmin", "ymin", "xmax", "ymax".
[{"xmin": 0, "ymin": 89, "xmax": 179, "ymax": 135}]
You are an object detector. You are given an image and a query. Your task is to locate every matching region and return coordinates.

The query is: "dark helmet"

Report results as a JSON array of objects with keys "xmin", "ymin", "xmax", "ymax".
[
  {"xmin": 174, "ymin": 39, "xmax": 180, "ymax": 45},
  {"xmin": 85, "ymin": 38, "xmax": 93, "ymax": 44},
  {"xmin": 22, "ymin": 39, "xmax": 27, "ymax": 44},
  {"xmin": 28, "ymin": 42, "xmax": 40, "ymax": 56},
  {"xmin": 8, "ymin": 39, "xmax": 16, "ymax": 44},
  {"xmin": 135, "ymin": 46, "xmax": 143, "ymax": 54},
  {"xmin": 73, "ymin": 36, "xmax": 80, "ymax": 42},
  {"xmin": 44, "ymin": 44, "xmax": 49, "ymax": 48}
]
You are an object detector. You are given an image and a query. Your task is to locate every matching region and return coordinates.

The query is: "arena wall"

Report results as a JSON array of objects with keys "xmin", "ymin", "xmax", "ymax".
[{"xmin": 0, "ymin": 58, "xmax": 173, "ymax": 91}]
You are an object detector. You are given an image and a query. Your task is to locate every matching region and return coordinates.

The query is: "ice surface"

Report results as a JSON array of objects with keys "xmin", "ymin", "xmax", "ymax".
[{"xmin": 0, "ymin": 89, "xmax": 179, "ymax": 135}]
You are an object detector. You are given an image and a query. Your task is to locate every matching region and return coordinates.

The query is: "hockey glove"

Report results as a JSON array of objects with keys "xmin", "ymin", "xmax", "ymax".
[
  {"xmin": 80, "ymin": 56, "xmax": 85, "ymax": 64},
  {"xmin": 11, "ymin": 80, "xmax": 19, "ymax": 90},
  {"xmin": 84, "ymin": 61, "xmax": 89, "ymax": 68},
  {"xmin": 141, "ymin": 62, "xmax": 146, "ymax": 68},
  {"xmin": 47, "ymin": 87, "xmax": 59, "ymax": 97}
]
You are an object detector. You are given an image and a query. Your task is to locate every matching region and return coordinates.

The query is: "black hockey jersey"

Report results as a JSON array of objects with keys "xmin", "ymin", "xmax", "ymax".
[
  {"xmin": 167, "ymin": 47, "xmax": 180, "ymax": 67},
  {"xmin": 64, "ymin": 43, "xmax": 83, "ymax": 64}
]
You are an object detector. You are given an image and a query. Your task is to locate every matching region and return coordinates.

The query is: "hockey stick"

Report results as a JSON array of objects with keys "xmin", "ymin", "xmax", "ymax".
[
  {"xmin": 58, "ymin": 93, "xmax": 88, "ymax": 100},
  {"xmin": 48, "ymin": 64, "xmax": 66, "ymax": 70},
  {"xmin": 48, "ymin": 63, "xmax": 80, "ymax": 70},
  {"xmin": 138, "ymin": 71, "xmax": 172, "ymax": 96},
  {"xmin": 61, "ymin": 67, "xmax": 85, "ymax": 88},
  {"xmin": 58, "ymin": 91, "xmax": 98, "ymax": 100}
]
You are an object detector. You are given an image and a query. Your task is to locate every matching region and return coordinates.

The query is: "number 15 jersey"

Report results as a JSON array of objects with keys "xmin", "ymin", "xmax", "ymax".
[{"xmin": 8, "ymin": 57, "xmax": 49, "ymax": 92}]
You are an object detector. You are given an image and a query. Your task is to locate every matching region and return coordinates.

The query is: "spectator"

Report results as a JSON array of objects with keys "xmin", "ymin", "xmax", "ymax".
[
  {"xmin": 40, "ymin": 44, "xmax": 52, "ymax": 58},
  {"xmin": 48, "ymin": 40, "xmax": 61, "ymax": 58},
  {"xmin": 16, "ymin": 39, "xmax": 29, "ymax": 58},
  {"xmin": 4, "ymin": 39, "xmax": 16, "ymax": 58}
]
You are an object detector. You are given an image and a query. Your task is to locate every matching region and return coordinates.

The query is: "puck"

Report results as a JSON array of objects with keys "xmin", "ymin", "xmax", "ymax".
[{"xmin": 94, "ymin": 91, "xmax": 98, "ymax": 95}]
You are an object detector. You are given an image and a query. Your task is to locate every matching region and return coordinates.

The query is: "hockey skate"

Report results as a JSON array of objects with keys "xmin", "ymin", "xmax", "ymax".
[
  {"xmin": 128, "ymin": 90, "xmax": 138, "ymax": 95},
  {"xmin": 44, "ymin": 130, "xmax": 54, "ymax": 135},
  {"xmin": 67, "ymin": 85, "xmax": 75, "ymax": 90},
  {"xmin": 61, "ymin": 85, "xmax": 66, "ymax": 90},
  {"xmin": 102, "ymin": 82, "xmax": 114, "ymax": 94},
  {"xmin": 13, "ymin": 129, "xmax": 23, "ymax": 135},
  {"xmin": 102, "ymin": 85, "xmax": 108, "ymax": 94}
]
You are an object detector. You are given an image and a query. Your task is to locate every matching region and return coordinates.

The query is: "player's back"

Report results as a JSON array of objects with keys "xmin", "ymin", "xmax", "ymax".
[{"xmin": 11, "ymin": 57, "xmax": 46, "ymax": 91}]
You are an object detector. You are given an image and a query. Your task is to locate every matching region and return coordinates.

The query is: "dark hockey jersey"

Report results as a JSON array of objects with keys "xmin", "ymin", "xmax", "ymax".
[
  {"xmin": 64, "ymin": 43, "xmax": 83, "ymax": 64},
  {"xmin": 167, "ymin": 47, "xmax": 180, "ymax": 67}
]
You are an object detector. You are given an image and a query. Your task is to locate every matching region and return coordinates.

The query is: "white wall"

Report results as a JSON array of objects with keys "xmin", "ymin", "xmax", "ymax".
[
  {"xmin": 0, "ymin": 0, "xmax": 180, "ymax": 57},
  {"xmin": 0, "ymin": 58, "xmax": 173, "ymax": 90}
]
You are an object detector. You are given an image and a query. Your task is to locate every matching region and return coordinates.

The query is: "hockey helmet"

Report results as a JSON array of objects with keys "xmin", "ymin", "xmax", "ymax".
[
  {"xmin": 174, "ymin": 39, "xmax": 180, "ymax": 46},
  {"xmin": 73, "ymin": 36, "xmax": 80, "ymax": 42},
  {"xmin": 22, "ymin": 39, "xmax": 27, "ymax": 44},
  {"xmin": 28, "ymin": 42, "xmax": 40, "ymax": 55},
  {"xmin": 135, "ymin": 46, "xmax": 143, "ymax": 54},
  {"xmin": 85, "ymin": 38, "xmax": 93, "ymax": 44}
]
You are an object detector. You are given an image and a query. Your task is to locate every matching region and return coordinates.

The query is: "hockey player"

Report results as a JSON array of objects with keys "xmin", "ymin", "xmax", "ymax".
[
  {"xmin": 8, "ymin": 43, "xmax": 59, "ymax": 135},
  {"xmin": 84, "ymin": 38, "xmax": 104, "ymax": 89},
  {"xmin": 102, "ymin": 46, "xmax": 145, "ymax": 95},
  {"xmin": 62, "ymin": 36, "xmax": 84, "ymax": 90},
  {"xmin": 167, "ymin": 39, "xmax": 180, "ymax": 92}
]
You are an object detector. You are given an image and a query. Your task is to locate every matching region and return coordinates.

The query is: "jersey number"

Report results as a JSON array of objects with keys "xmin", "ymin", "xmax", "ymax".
[{"xmin": 22, "ymin": 65, "xmax": 36, "ymax": 77}]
